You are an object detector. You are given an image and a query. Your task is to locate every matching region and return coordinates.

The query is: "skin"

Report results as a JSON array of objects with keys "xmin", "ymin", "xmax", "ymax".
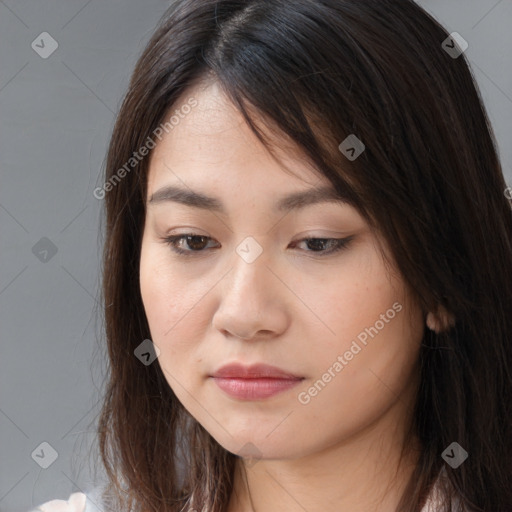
[{"xmin": 139, "ymin": 80, "xmax": 427, "ymax": 512}]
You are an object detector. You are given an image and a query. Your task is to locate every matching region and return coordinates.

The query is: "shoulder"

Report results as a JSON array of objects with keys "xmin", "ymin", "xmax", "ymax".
[{"xmin": 29, "ymin": 488, "xmax": 105, "ymax": 512}]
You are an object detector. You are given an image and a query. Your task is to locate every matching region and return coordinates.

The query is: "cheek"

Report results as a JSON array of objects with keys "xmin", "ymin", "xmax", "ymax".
[
  {"xmin": 295, "ymin": 304, "xmax": 423, "ymax": 444},
  {"xmin": 140, "ymin": 247, "xmax": 175, "ymax": 334},
  {"xmin": 140, "ymin": 243, "xmax": 191, "ymax": 354},
  {"xmin": 302, "ymin": 251, "xmax": 423, "ymax": 404},
  {"xmin": 139, "ymin": 241, "xmax": 214, "ymax": 387},
  {"xmin": 310, "ymin": 250, "xmax": 401, "ymax": 353},
  {"xmin": 140, "ymin": 240, "xmax": 193, "ymax": 326}
]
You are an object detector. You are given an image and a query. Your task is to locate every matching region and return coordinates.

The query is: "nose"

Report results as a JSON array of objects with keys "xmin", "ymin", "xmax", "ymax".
[{"xmin": 211, "ymin": 249, "xmax": 290, "ymax": 341}]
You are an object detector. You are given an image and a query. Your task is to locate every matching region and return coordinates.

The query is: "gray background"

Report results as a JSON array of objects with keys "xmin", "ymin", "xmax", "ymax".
[{"xmin": 1, "ymin": 1, "xmax": 511, "ymax": 511}]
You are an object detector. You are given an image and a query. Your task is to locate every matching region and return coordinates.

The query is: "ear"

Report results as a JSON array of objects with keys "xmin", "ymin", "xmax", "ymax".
[{"xmin": 426, "ymin": 306, "xmax": 455, "ymax": 333}]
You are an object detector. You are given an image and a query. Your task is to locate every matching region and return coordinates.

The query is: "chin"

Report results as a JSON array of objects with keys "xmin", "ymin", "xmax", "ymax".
[{"xmin": 205, "ymin": 425, "xmax": 309, "ymax": 461}]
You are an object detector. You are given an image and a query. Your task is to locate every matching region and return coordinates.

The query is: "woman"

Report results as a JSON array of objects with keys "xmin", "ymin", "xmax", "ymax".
[{"xmin": 31, "ymin": 0, "xmax": 512, "ymax": 511}]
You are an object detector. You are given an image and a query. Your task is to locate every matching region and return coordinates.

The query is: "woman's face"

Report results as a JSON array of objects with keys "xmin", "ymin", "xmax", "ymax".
[{"xmin": 140, "ymin": 81, "xmax": 425, "ymax": 460}]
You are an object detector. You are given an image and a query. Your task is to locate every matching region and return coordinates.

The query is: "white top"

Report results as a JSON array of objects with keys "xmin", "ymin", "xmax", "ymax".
[{"xmin": 29, "ymin": 487, "xmax": 104, "ymax": 512}]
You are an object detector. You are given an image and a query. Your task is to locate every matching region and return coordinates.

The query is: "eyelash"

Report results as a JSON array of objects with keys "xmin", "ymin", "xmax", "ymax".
[{"xmin": 161, "ymin": 234, "xmax": 354, "ymax": 257}]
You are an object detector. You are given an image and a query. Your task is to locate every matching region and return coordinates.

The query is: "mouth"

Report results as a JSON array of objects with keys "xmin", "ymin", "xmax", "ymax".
[{"xmin": 209, "ymin": 363, "xmax": 305, "ymax": 400}]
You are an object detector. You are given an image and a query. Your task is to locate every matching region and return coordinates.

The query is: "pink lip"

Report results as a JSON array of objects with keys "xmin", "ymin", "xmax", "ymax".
[{"xmin": 210, "ymin": 363, "xmax": 304, "ymax": 400}]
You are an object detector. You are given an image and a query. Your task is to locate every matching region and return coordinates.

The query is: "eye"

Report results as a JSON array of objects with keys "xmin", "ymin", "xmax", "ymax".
[
  {"xmin": 290, "ymin": 236, "xmax": 354, "ymax": 255},
  {"xmin": 162, "ymin": 234, "xmax": 220, "ymax": 255},
  {"xmin": 162, "ymin": 233, "xmax": 354, "ymax": 257}
]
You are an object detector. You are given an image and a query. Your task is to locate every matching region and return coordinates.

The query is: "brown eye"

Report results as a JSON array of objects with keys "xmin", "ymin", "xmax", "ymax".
[
  {"xmin": 182, "ymin": 235, "xmax": 209, "ymax": 251},
  {"xmin": 163, "ymin": 234, "xmax": 220, "ymax": 255}
]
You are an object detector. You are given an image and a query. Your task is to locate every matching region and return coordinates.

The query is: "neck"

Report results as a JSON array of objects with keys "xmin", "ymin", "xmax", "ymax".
[{"xmin": 227, "ymin": 404, "xmax": 421, "ymax": 512}]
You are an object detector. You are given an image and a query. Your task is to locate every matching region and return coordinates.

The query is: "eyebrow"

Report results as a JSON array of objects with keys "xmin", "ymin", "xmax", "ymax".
[{"xmin": 148, "ymin": 184, "xmax": 351, "ymax": 213}]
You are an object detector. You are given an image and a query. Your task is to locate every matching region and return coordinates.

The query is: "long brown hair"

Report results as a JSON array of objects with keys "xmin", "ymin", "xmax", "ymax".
[{"xmin": 95, "ymin": 1, "xmax": 512, "ymax": 510}]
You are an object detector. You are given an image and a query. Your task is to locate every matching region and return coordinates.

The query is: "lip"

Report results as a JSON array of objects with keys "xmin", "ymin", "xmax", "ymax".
[
  {"xmin": 210, "ymin": 363, "xmax": 304, "ymax": 400},
  {"xmin": 211, "ymin": 363, "xmax": 302, "ymax": 379}
]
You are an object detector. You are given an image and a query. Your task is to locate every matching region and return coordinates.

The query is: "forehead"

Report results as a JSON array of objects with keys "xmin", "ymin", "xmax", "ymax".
[{"xmin": 146, "ymin": 80, "xmax": 328, "ymax": 192}]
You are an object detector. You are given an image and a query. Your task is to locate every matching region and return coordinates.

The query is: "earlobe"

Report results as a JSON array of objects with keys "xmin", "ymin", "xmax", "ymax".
[{"xmin": 426, "ymin": 307, "xmax": 455, "ymax": 333}]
